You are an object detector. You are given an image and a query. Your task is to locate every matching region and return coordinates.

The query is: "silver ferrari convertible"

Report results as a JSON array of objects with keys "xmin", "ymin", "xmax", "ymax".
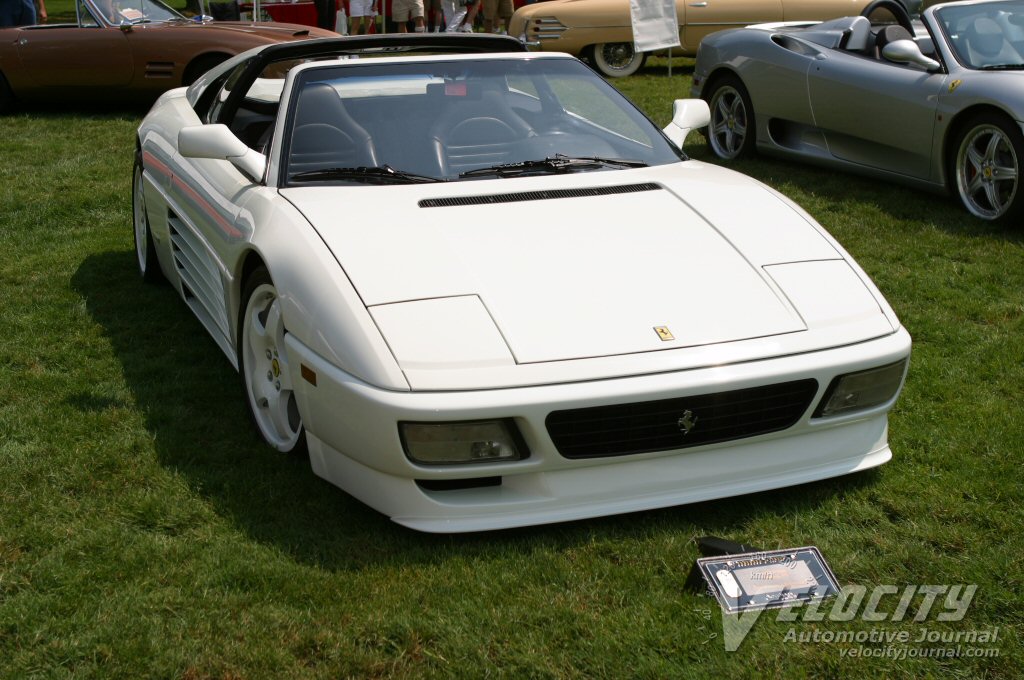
[{"xmin": 692, "ymin": 0, "xmax": 1024, "ymax": 222}]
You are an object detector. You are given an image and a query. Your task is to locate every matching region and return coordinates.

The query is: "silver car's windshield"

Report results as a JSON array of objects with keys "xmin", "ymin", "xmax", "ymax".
[
  {"xmin": 282, "ymin": 58, "xmax": 682, "ymax": 185},
  {"xmin": 936, "ymin": 0, "xmax": 1024, "ymax": 69}
]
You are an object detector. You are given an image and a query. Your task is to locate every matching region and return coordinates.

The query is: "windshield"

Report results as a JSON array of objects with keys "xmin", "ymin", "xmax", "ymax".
[
  {"xmin": 281, "ymin": 57, "xmax": 682, "ymax": 185},
  {"xmin": 90, "ymin": 0, "xmax": 184, "ymax": 25},
  {"xmin": 936, "ymin": 0, "xmax": 1024, "ymax": 69}
]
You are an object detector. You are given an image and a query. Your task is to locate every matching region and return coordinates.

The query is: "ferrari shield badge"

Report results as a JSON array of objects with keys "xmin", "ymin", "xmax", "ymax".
[{"xmin": 654, "ymin": 325, "xmax": 674, "ymax": 341}]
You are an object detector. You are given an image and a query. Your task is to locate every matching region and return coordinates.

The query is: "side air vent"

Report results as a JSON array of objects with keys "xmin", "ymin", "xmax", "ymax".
[
  {"xmin": 145, "ymin": 62, "xmax": 175, "ymax": 79},
  {"xmin": 167, "ymin": 213, "xmax": 231, "ymax": 341},
  {"xmin": 418, "ymin": 182, "xmax": 661, "ymax": 208}
]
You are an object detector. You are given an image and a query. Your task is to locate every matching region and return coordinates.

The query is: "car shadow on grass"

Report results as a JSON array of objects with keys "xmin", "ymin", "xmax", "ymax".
[{"xmin": 73, "ymin": 249, "xmax": 882, "ymax": 572}]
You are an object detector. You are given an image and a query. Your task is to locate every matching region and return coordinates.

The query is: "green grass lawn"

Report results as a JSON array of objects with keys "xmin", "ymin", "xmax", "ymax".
[{"xmin": 1, "ymin": 60, "xmax": 1022, "ymax": 678}]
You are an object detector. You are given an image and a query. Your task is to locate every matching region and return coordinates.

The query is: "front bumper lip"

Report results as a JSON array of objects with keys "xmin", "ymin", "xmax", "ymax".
[
  {"xmin": 309, "ymin": 420, "xmax": 891, "ymax": 533},
  {"xmin": 286, "ymin": 327, "xmax": 910, "ymax": 532}
]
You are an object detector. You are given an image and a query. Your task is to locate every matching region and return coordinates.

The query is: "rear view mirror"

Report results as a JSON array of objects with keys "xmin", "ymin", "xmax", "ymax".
[
  {"xmin": 662, "ymin": 99, "xmax": 711, "ymax": 149},
  {"xmin": 179, "ymin": 124, "xmax": 267, "ymax": 181},
  {"xmin": 882, "ymin": 39, "xmax": 941, "ymax": 71}
]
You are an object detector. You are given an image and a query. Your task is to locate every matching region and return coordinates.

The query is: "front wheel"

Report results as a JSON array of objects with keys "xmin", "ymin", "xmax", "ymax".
[
  {"xmin": 704, "ymin": 76, "xmax": 756, "ymax": 160},
  {"xmin": 238, "ymin": 267, "xmax": 307, "ymax": 455},
  {"xmin": 132, "ymin": 151, "xmax": 164, "ymax": 284},
  {"xmin": 952, "ymin": 113, "xmax": 1024, "ymax": 222},
  {"xmin": 589, "ymin": 43, "xmax": 645, "ymax": 78}
]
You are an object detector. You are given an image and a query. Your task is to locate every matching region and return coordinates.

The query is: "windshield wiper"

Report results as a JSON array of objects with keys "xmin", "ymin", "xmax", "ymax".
[
  {"xmin": 979, "ymin": 63, "xmax": 1024, "ymax": 70},
  {"xmin": 459, "ymin": 154, "xmax": 648, "ymax": 178},
  {"xmin": 290, "ymin": 165, "xmax": 445, "ymax": 184}
]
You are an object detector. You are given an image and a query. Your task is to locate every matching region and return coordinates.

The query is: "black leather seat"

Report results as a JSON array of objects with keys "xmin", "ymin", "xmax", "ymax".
[
  {"xmin": 288, "ymin": 83, "xmax": 379, "ymax": 175},
  {"xmin": 875, "ymin": 25, "xmax": 914, "ymax": 59},
  {"xmin": 428, "ymin": 83, "xmax": 535, "ymax": 176}
]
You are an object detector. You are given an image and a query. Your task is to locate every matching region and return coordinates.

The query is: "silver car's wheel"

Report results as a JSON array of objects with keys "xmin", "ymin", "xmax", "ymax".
[
  {"xmin": 132, "ymin": 152, "xmax": 164, "ymax": 283},
  {"xmin": 706, "ymin": 78, "xmax": 756, "ymax": 160},
  {"xmin": 590, "ymin": 43, "xmax": 645, "ymax": 78},
  {"xmin": 954, "ymin": 114, "xmax": 1023, "ymax": 222},
  {"xmin": 239, "ymin": 267, "xmax": 306, "ymax": 454}
]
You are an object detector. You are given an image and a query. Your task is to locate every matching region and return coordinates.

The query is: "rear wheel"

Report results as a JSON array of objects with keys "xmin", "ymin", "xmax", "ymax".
[
  {"xmin": 238, "ymin": 266, "xmax": 307, "ymax": 456},
  {"xmin": 590, "ymin": 43, "xmax": 645, "ymax": 78},
  {"xmin": 705, "ymin": 76, "xmax": 756, "ymax": 160},
  {"xmin": 952, "ymin": 113, "xmax": 1023, "ymax": 222},
  {"xmin": 132, "ymin": 150, "xmax": 164, "ymax": 283}
]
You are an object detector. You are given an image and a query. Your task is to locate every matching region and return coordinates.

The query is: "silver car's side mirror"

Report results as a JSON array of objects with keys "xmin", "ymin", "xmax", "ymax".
[
  {"xmin": 663, "ymin": 99, "xmax": 711, "ymax": 149},
  {"xmin": 882, "ymin": 39, "xmax": 942, "ymax": 72},
  {"xmin": 179, "ymin": 124, "xmax": 267, "ymax": 182}
]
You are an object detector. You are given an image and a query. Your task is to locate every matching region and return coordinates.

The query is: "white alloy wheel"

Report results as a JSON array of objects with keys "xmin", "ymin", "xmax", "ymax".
[
  {"xmin": 706, "ymin": 78, "xmax": 755, "ymax": 160},
  {"xmin": 240, "ymin": 270, "xmax": 305, "ymax": 453},
  {"xmin": 132, "ymin": 154, "xmax": 163, "ymax": 283},
  {"xmin": 591, "ymin": 43, "xmax": 645, "ymax": 78},
  {"xmin": 954, "ymin": 115, "xmax": 1022, "ymax": 221}
]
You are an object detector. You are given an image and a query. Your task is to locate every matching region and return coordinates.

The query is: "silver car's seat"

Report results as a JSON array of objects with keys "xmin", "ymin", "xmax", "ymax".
[
  {"xmin": 841, "ymin": 16, "xmax": 873, "ymax": 53},
  {"xmin": 964, "ymin": 16, "xmax": 1021, "ymax": 67}
]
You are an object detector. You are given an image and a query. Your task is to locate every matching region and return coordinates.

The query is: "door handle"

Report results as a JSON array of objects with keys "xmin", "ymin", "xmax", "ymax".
[{"xmin": 689, "ymin": 2, "xmax": 708, "ymax": 6}]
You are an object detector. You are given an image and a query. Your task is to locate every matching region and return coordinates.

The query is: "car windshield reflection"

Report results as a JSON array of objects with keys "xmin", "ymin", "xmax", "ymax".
[
  {"xmin": 90, "ymin": 0, "xmax": 185, "ymax": 26},
  {"xmin": 281, "ymin": 58, "xmax": 682, "ymax": 185}
]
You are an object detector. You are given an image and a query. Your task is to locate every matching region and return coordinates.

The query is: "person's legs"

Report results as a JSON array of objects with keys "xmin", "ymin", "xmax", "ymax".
[
  {"xmin": 495, "ymin": 0, "xmax": 511, "ymax": 33},
  {"xmin": 481, "ymin": 0, "xmax": 495, "ymax": 33},
  {"xmin": 462, "ymin": 0, "xmax": 479, "ymax": 31},
  {"xmin": 392, "ymin": 0, "xmax": 411, "ymax": 31}
]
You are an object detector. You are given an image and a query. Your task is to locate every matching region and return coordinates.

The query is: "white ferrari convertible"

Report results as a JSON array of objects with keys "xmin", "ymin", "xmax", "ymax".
[{"xmin": 134, "ymin": 34, "xmax": 911, "ymax": 532}]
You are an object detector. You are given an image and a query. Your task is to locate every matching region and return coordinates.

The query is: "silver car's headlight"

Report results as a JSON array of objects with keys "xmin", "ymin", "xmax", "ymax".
[
  {"xmin": 400, "ymin": 419, "xmax": 529, "ymax": 465},
  {"xmin": 813, "ymin": 359, "xmax": 909, "ymax": 419}
]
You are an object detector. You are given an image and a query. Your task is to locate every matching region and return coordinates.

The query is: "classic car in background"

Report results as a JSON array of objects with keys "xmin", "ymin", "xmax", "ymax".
[
  {"xmin": 693, "ymin": 0, "xmax": 1024, "ymax": 222},
  {"xmin": 509, "ymin": 0, "xmax": 897, "ymax": 76},
  {"xmin": 0, "ymin": 0, "xmax": 336, "ymax": 111},
  {"xmin": 133, "ymin": 34, "xmax": 910, "ymax": 532}
]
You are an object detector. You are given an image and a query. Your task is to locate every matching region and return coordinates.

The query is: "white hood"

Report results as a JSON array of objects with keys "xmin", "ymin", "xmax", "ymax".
[{"xmin": 281, "ymin": 164, "xmax": 887, "ymax": 373}]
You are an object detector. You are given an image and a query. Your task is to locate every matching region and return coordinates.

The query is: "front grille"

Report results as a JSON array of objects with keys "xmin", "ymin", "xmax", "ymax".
[{"xmin": 546, "ymin": 379, "xmax": 819, "ymax": 459}]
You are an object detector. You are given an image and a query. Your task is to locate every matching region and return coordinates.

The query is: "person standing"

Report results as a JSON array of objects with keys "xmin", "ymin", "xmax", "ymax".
[
  {"xmin": 481, "ymin": 0, "xmax": 510, "ymax": 34},
  {"xmin": 313, "ymin": 0, "xmax": 336, "ymax": 30},
  {"xmin": 391, "ymin": 0, "xmax": 424, "ymax": 32},
  {"xmin": 0, "ymin": 0, "xmax": 43, "ymax": 26},
  {"xmin": 349, "ymin": 0, "xmax": 376, "ymax": 34}
]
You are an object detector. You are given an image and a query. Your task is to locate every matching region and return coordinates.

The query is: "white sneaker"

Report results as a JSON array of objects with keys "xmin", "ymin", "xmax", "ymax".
[{"xmin": 459, "ymin": 24, "xmax": 474, "ymax": 32}]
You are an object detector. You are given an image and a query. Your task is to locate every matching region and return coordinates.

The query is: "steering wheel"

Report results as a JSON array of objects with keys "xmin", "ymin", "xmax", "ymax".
[{"xmin": 860, "ymin": 0, "xmax": 915, "ymax": 35}]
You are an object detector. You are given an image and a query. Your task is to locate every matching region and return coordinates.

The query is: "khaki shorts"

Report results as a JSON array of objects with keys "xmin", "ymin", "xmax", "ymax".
[
  {"xmin": 392, "ymin": 0, "xmax": 424, "ymax": 21},
  {"xmin": 482, "ymin": 0, "xmax": 512, "ymax": 20}
]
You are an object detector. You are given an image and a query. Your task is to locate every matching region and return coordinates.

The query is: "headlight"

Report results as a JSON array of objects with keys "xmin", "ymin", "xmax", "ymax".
[
  {"xmin": 813, "ymin": 359, "xmax": 909, "ymax": 418},
  {"xmin": 400, "ymin": 419, "xmax": 528, "ymax": 465}
]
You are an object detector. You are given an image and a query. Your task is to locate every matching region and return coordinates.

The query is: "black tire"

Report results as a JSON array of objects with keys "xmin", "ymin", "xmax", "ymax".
[
  {"xmin": 590, "ymin": 42, "xmax": 645, "ymax": 78},
  {"xmin": 860, "ymin": 0, "xmax": 915, "ymax": 33},
  {"xmin": 238, "ymin": 266, "xmax": 308, "ymax": 456},
  {"xmin": 704, "ymin": 76, "xmax": 756, "ymax": 160},
  {"xmin": 183, "ymin": 53, "xmax": 230, "ymax": 86},
  {"xmin": 132, "ymin": 149, "xmax": 165, "ymax": 284},
  {"xmin": 951, "ymin": 112, "xmax": 1024, "ymax": 223}
]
